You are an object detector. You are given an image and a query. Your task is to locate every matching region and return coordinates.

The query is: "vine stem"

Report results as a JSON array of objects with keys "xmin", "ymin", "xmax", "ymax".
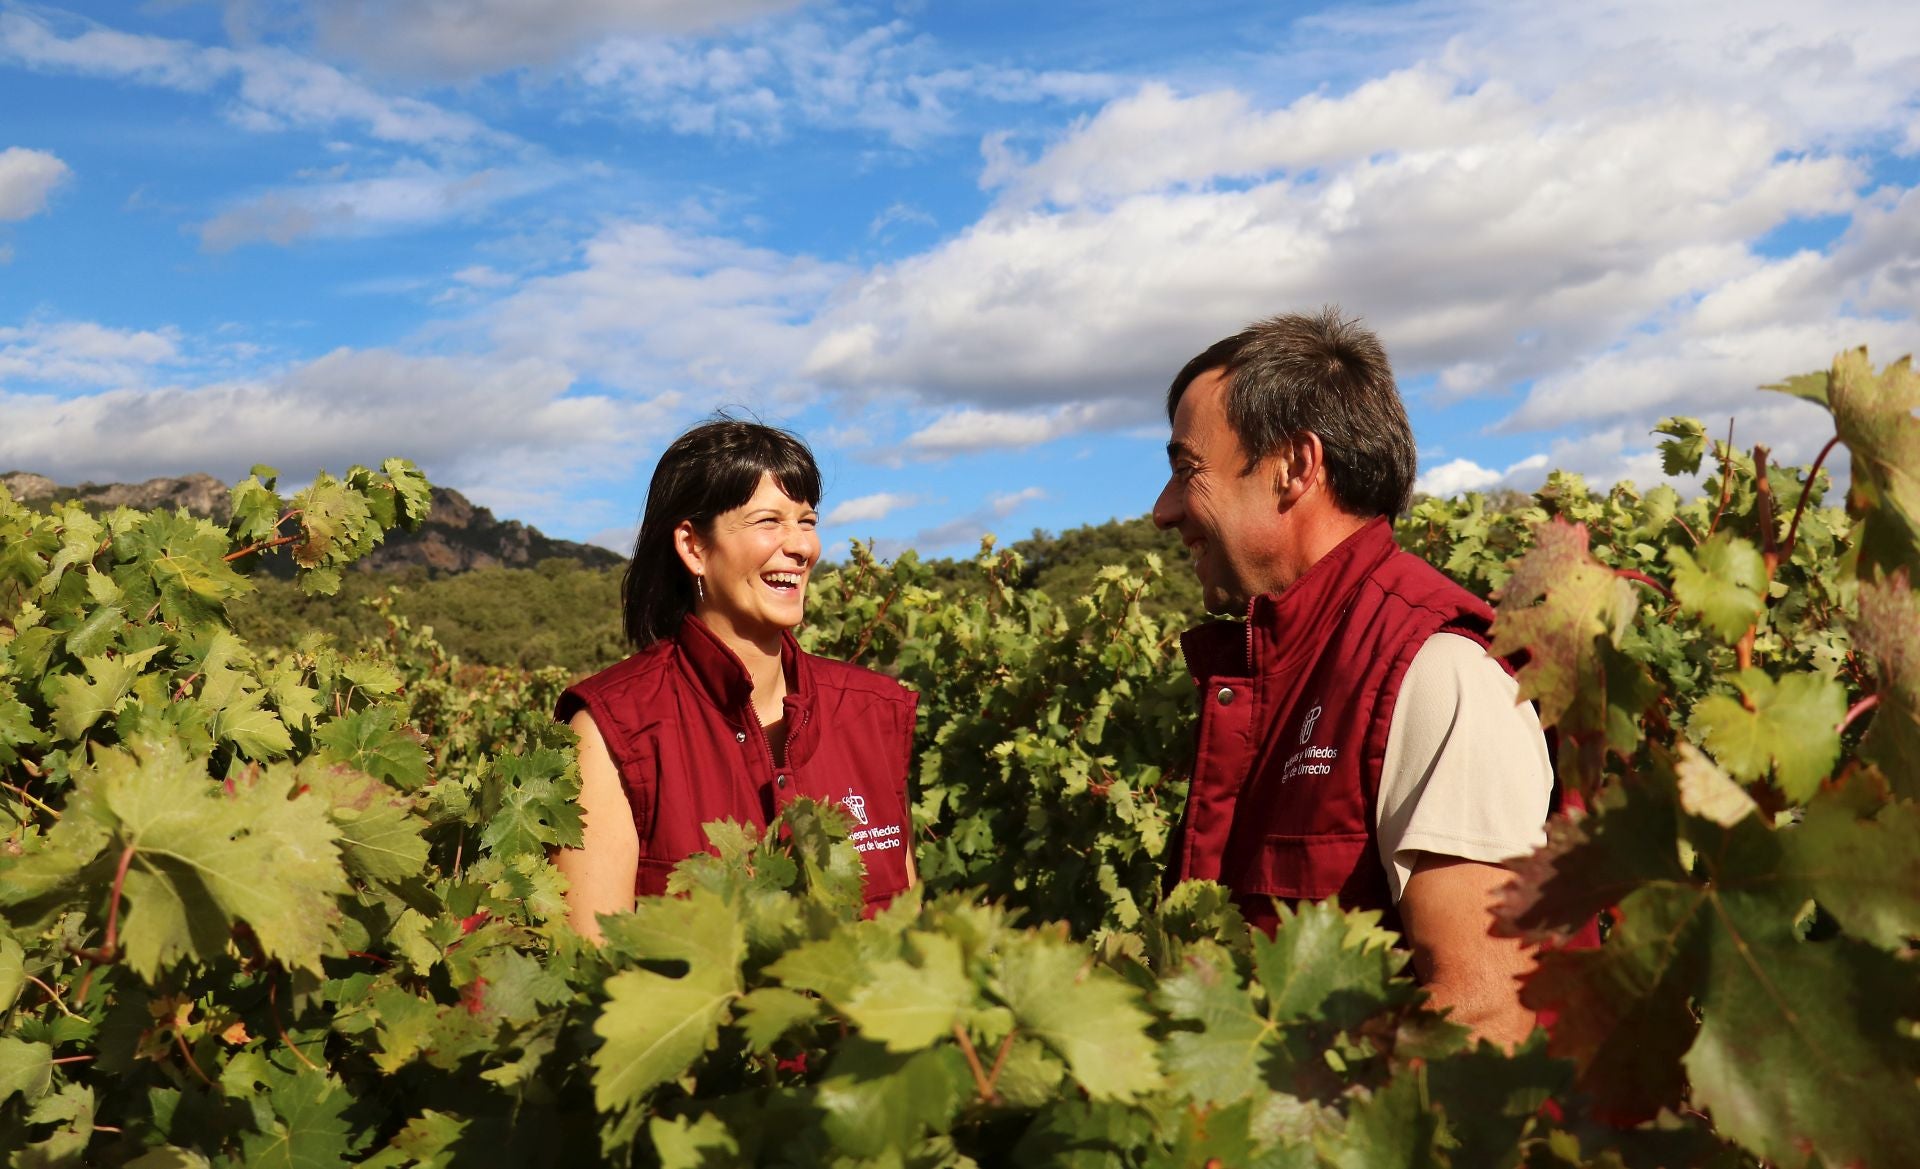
[
  {"xmin": 1839, "ymin": 694, "xmax": 1880, "ymax": 735},
  {"xmin": 1614, "ymin": 569, "xmax": 1673, "ymax": 601},
  {"xmin": 1753, "ymin": 445, "xmax": 1778, "ymax": 575},
  {"xmin": 271, "ymin": 975, "xmax": 324, "ymax": 1072},
  {"xmin": 26, "ymin": 974, "xmax": 81, "ymax": 1020},
  {"xmin": 1, "ymin": 779, "xmax": 60, "ymax": 820},
  {"xmin": 223, "ymin": 534, "xmax": 297, "ymax": 563},
  {"xmin": 1707, "ymin": 419, "xmax": 1736, "ymax": 537},
  {"xmin": 1780, "ymin": 435, "xmax": 1843, "ymax": 564},
  {"xmin": 848, "ymin": 583, "xmax": 902, "ymax": 665},
  {"xmin": 951, "ymin": 1021, "xmax": 998, "ymax": 1103},
  {"xmin": 73, "ymin": 843, "xmax": 136, "ymax": 965}
]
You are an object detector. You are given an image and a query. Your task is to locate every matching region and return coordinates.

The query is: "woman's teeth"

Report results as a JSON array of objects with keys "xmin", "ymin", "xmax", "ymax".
[{"xmin": 762, "ymin": 572, "xmax": 803, "ymax": 591}]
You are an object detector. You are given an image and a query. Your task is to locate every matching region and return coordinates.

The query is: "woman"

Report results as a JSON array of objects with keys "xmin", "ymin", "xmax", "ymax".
[{"xmin": 554, "ymin": 420, "xmax": 917, "ymax": 942}]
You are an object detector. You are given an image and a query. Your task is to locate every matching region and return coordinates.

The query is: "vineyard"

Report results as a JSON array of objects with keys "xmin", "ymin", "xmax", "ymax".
[{"xmin": 2, "ymin": 349, "xmax": 1917, "ymax": 1167}]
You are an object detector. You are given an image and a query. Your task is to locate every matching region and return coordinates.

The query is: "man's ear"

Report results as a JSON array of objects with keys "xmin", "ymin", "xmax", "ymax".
[
  {"xmin": 673, "ymin": 520, "xmax": 706, "ymax": 577},
  {"xmin": 1273, "ymin": 432, "xmax": 1325, "ymax": 508}
]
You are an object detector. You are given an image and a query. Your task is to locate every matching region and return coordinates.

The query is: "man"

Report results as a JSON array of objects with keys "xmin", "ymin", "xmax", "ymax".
[{"xmin": 1153, "ymin": 306, "xmax": 1554, "ymax": 1048}]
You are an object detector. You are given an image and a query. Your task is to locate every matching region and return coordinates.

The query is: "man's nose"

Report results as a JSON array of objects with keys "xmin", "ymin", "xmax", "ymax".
[{"xmin": 1151, "ymin": 479, "xmax": 1182, "ymax": 530}]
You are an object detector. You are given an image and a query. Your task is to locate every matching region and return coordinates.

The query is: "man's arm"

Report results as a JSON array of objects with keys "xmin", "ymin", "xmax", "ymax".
[{"xmin": 1397, "ymin": 854, "xmax": 1535, "ymax": 1049}]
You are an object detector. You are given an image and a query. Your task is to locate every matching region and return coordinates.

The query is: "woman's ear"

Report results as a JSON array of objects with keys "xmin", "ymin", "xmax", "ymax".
[{"xmin": 673, "ymin": 520, "xmax": 706, "ymax": 578}]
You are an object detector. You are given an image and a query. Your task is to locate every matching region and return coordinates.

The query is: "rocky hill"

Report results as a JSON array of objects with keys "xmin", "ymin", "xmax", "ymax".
[{"xmin": 0, "ymin": 471, "xmax": 625, "ymax": 575}]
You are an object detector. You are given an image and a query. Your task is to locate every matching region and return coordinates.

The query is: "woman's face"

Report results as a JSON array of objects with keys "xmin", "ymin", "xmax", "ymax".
[{"xmin": 677, "ymin": 472, "xmax": 820, "ymax": 643}]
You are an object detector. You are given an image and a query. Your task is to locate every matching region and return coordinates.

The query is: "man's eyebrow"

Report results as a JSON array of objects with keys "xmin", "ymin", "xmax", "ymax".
[{"xmin": 1166, "ymin": 440, "xmax": 1195, "ymax": 464}]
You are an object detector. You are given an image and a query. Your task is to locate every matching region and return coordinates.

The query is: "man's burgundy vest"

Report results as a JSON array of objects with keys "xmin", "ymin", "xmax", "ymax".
[
  {"xmin": 556, "ymin": 615, "xmax": 917, "ymax": 908},
  {"xmin": 1172, "ymin": 518, "xmax": 1498, "ymax": 933}
]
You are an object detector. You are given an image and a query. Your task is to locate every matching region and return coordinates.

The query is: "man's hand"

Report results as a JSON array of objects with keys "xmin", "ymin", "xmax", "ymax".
[{"xmin": 1398, "ymin": 854, "xmax": 1536, "ymax": 1049}]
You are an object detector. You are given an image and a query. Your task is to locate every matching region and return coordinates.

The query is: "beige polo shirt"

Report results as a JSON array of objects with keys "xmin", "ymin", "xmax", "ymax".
[{"xmin": 1376, "ymin": 632, "xmax": 1554, "ymax": 901}]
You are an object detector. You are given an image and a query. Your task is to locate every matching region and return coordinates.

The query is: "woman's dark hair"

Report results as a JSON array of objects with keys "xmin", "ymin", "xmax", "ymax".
[{"xmin": 623, "ymin": 418, "xmax": 822, "ymax": 648}]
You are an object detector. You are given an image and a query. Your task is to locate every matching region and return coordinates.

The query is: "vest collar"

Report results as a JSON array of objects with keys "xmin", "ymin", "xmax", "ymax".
[
  {"xmin": 673, "ymin": 613, "xmax": 808, "ymax": 717},
  {"xmin": 1181, "ymin": 516, "xmax": 1400, "ymax": 682}
]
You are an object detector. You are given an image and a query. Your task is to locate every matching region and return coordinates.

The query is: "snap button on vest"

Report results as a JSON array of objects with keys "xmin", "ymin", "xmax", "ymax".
[
  {"xmin": 776, "ymin": 774, "xmax": 788, "ymax": 789},
  {"xmin": 1216, "ymin": 686, "xmax": 1235, "ymax": 706},
  {"xmin": 734, "ymin": 731, "xmax": 746, "ymax": 743}
]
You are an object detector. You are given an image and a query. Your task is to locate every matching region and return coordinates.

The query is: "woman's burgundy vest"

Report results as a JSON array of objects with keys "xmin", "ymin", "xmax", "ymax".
[
  {"xmin": 556, "ymin": 616, "xmax": 917, "ymax": 908},
  {"xmin": 1172, "ymin": 518, "xmax": 1503, "ymax": 934}
]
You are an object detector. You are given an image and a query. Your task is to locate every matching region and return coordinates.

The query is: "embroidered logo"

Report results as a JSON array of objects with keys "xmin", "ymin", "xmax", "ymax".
[
  {"xmin": 840, "ymin": 790, "xmax": 870, "ymax": 827},
  {"xmin": 1298, "ymin": 704, "xmax": 1324, "ymax": 745}
]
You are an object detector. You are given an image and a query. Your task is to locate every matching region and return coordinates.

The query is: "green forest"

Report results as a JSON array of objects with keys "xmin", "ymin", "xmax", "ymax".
[{"xmin": 227, "ymin": 515, "xmax": 1207, "ymax": 675}]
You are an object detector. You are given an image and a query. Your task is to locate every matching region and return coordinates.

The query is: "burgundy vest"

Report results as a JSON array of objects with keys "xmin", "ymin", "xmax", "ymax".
[
  {"xmin": 556, "ymin": 615, "xmax": 917, "ymax": 908},
  {"xmin": 1172, "ymin": 519, "xmax": 1499, "ymax": 934}
]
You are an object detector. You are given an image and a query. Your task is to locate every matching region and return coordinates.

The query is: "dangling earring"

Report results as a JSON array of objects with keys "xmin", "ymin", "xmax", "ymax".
[{"xmin": 694, "ymin": 574, "xmax": 705, "ymax": 604}]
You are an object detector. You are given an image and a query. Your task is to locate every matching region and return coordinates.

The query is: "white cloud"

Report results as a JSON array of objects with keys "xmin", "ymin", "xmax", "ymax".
[
  {"xmin": 0, "ymin": 9, "xmax": 496, "ymax": 147},
  {"xmin": 1414, "ymin": 453, "xmax": 1548, "ymax": 497},
  {"xmin": 824, "ymin": 491, "xmax": 918, "ymax": 526},
  {"xmin": 991, "ymin": 486, "xmax": 1046, "ymax": 516},
  {"xmin": 0, "ymin": 344, "xmax": 676, "ymax": 494},
  {"xmin": 903, "ymin": 403, "xmax": 1134, "ymax": 456},
  {"xmin": 471, "ymin": 221, "xmax": 850, "ymax": 396},
  {"xmin": 788, "ymin": 0, "xmax": 1920, "ymax": 472},
  {"xmin": 309, "ymin": 0, "xmax": 809, "ymax": 79},
  {"xmin": 200, "ymin": 162, "xmax": 566, "ymax": 250},
  {"xmin": 570, "ymin": 15, "xmax": 1117, "ymax": 145},
  {"xmin": 0, "ymin": 319, "xmax": 182, "ymax": 387},
  {"xmin": 0, "ymin": 147, "xmax": 69, "ymax": 220}
]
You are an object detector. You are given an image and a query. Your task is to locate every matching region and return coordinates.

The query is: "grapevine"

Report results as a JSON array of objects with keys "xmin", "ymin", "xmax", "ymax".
[{"xmin": 2, "ymin": 350, "xmax": 1916, "ymax": 1166}]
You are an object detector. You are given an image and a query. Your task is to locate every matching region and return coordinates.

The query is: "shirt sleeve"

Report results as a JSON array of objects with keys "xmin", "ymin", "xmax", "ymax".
[{"xmin": 1376, "ymin": 632, "xmax": 1553, "ymax": 902}]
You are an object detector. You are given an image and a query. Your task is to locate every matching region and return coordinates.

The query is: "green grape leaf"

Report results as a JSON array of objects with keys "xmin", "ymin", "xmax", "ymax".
[
  {"xmin": 0, "ymin": 1037, "xmax": 54, "ymax": 1106},
  {"xmin": 474, "ymin": 949, "xmax": 572, "ymax": 1027},
  {"xmin": 1653, "ymin": 417, "xmax": 1708, "ymax": 476},
  {"xmin": 290, "ymin": 480, "xmax": 373, "ymax": 570},
  {"xmin": 0, "ymin": 680, "xmax": 46, "ymax": 758},
  {"xmin": 315, "ymin": 707, "xmax": 430, "ymax": 791},
  {"xmin": 649, "ymin": 1114, "xmax": 740, "ymax": 1169},
  {"xmin": 1828, "ymin": 348, "xmax": 1920, "ymax": 572},
  {"xmin": 1490, "ymin": 519, "xmax": 1637, "ymax": 734},
  {"xmin": 1690, "ymin": 668, "xmax": 1846, "ymax": 800},
  {"xmin": 1154, "ymin": 941, "xmax": 1270, "ymax": 1105},
  {"xmin": 229, "ymin": 475, "xmax": 285, "ymax": 546},
  {"xmin": 64, "ymin": 603, "xmax": 125, "ymax": 658},
  {"xmin": 215, "ymin": 691, "xmax": 295, "ymax": 760},
  {"xmin": 92, "ymin": 739, "xmax": 348, "ymax": 977},
  {"xmin": 0, "ymin": 936, "xmax": 22, "ymax": 1012},
  {"xmin": 1666, "ymin": 533, "xmax": 1765, "ymax": 643},
  {"xmin": 1500, "ymin": 752, "xmax": 1920, "ymax": 1164},
  {"xmin": 480, "ymin": 746, "xmax": 583, "ymax": 857},
  {"xmin": 1317, "ymin": 1072, "xmax": 1443, "ymax": 1169},
  {"xmin": 1252, "ymin": 899, "xmax": 1407, "ymax": 1031},
  {"xmin": 1761, "ymin": 369, "xmax": 1832, "ymax": 408},
  {"xmin": 237, "ymin": 1064, "xmax": 361, "ymax": 1169},
  {"xmin": 50, "ymin": 645, "xmax": 164, "ymax": 740},
  {"xmin": 381, "ymin": 458, "xmax": 434, "ymax": 528},
  {"xmin": 308, "ymin": 766, "xmax": 430, "ymax": 883},
  {"xmin": 993, "ymin": 933, "xmax": 1162, "ymax": 1101},
  {"xmin": 844, "ymin": 932, "xmax": 973, "ymax": 1052},
  {"xmin": 1854, "ymin": 572, "xmax": 1920, "ymax": 796},
  {"xmin": 814, "ymin": 1038, "xmax": 970, "ymax": 1159},
  {"xmin": 358, "ymin": 1110, "xmax": 464, "ymax": 1169},
  {"xmin": 734, "ymin": 987, "xmax": 820, "ymax": 1052},
  {"xmin": 592, "ymin": 889, "xmax": 746, "ymax": 1112}
]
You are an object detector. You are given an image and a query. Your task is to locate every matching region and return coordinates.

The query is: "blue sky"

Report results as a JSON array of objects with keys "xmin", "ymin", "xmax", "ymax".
[{"xmin": 3, "ymin": 1, "xmax": 1917, "ymax": 557}]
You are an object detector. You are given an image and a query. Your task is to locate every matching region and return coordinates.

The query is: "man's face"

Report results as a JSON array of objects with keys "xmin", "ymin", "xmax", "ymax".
[{"xmin": 1151, "ymin": 367, "xmax": 1288, "ymax": 614}]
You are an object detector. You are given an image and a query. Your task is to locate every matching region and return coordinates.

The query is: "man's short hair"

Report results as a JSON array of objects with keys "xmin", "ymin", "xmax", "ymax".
[{"xmin": 1167, "ymin": 306, "xmax": 1416, "ymax": 518}]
